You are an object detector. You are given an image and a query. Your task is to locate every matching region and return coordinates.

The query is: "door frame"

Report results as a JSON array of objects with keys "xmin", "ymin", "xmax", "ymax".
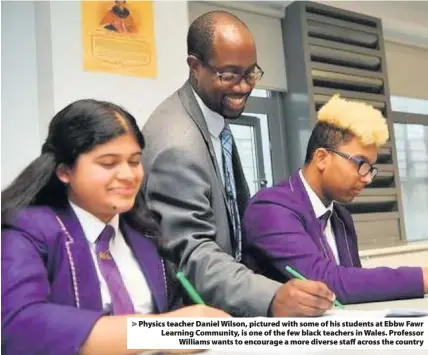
[
  {"xmin": 243, "ymin": 93, "xmax": 289, "ymax": 183},
  {"xmin": 227, "ymin": 115, "xmax": 267, "ymax": 191}
]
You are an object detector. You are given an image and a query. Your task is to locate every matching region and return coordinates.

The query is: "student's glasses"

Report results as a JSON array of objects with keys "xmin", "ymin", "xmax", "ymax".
[{"xmin": 325, "ymin": 148, "xmax": 378, "ymax": 179}]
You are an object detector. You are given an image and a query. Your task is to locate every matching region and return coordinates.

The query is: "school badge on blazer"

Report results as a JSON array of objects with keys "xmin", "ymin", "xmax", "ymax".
[{"xmin": 99, "ymin": 250, "xmax": 112, "ymax": 260}]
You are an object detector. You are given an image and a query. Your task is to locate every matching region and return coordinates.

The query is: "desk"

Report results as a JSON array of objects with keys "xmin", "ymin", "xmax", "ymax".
[
  {"xmin": 206, "ymin": 350, "xmax": 427, "ymax": 355},
  {"xmin": 346, "ymin": 295, "xmax": 428, "ymax": 311},
  {"xmin": 156, "ymin": 297, "xmax": 428, "ymax": 355},
  {"xmin": 205, "ymin": 298, "xmax": 428, "ymax": 355}
]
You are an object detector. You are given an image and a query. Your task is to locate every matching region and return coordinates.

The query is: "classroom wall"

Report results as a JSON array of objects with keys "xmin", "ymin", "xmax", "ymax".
[
  {"xmin": 1, "ymin": 1, "xmax": 41, "ymax": 186},
  {"xmin": 1, "ymin": 0, "xmax": 189, "ymax": 188},
  {"xmin": 48, "ymin": 1, "xmax": 189, "ymax": 129}
]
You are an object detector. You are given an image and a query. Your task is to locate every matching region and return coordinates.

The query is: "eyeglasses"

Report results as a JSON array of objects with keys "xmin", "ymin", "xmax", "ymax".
[
  {"xmin": 199, "ymin": 59, "xmax": 264, "ymax": 86},
  {"xmin": 325, "ymin": 148, "xmax": 378, "ymax": 179}
]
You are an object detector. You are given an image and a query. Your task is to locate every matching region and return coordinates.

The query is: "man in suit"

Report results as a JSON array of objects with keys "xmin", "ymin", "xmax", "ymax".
[
  {"xmin": 243, "ymin": 95, "xmax": 428, "ymax": 304},
  {"xmin": 142, "ymin": 11, "xmax": 335, "ymax": 317}
]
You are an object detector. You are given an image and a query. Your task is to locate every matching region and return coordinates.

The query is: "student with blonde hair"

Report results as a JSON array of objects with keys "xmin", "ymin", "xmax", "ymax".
[{"xmin": 242, "ymin": 95, "xmax": 428, "ymax": 304}]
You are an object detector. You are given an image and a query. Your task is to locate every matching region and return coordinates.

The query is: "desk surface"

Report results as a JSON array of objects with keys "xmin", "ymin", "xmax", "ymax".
[
  {"xmin": 346, "ymin": 295, "xmax": 428, "ymax": 311},
  {"xmin": 173, "ymin": 297, "xmax": 428, "ymax": 355}
]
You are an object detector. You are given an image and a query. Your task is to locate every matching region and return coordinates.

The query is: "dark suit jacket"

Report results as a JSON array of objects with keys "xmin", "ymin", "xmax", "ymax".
[
  {"xmin": 142, "ymin": 81, "xmax": 281, "ymax": 316},
  {"xmin": 243, "ymin": 171, "xmax": 424, "ymax": 304}
]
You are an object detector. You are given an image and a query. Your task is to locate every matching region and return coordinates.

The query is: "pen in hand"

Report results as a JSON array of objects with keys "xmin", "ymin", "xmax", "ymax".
[
  {"xmin": 285, "ymin": 265, "xmax": 344, "ymax": 309},
  {"xmin": 176, "ymin": 271, "xmax": 206, "ymax": 305}
]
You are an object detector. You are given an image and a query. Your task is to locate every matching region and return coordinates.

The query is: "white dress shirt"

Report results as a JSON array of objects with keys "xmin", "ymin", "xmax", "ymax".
[
  {"xmin": 299, "ymin": 170, "xmax": 341, "ymax": 264},
  {"xmin": 69, "ymin": 201, "xmax": 154, "ymax": 314},
  {"xmin": 192, "ymin": 87, "xmax": 226, "ymax": 185}
]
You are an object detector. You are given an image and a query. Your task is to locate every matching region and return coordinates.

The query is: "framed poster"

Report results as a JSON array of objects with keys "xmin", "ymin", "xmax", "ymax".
[{"xmin": 82, "ymin": 1, "xmax": 157, "ymax": 78}]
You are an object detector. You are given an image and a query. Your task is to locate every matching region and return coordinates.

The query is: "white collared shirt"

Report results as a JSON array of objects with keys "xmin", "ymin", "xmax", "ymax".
[
  {"xmin": 299, "ymin": 170, "xmax": 341, "ymax": 264},
  {"xmin": 69, "ymin": 201, "xmax": 154, "ymax": 314},
  {"xmin": 192, "ymin": 87, "xmax": 226, "ymax": 185}
]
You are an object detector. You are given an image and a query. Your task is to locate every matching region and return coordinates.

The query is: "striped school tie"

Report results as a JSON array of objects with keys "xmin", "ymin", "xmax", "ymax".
[
  {"xmin": 96, "ymin": 225, "xmax": 135, "ymax": 314},
  {"xmin": 220, "ymin": 124, "xmax": 242, "ymax": 262}
]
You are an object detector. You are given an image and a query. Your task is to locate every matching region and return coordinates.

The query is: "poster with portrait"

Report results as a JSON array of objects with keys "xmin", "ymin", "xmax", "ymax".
[{"xmin": 82, "ymin": 1, "xmax": 157, "ymax": 78}]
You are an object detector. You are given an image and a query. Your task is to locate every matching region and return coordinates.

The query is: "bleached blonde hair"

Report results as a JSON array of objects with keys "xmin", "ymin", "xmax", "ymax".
[{"xmin": 317, "ymin": 95, "xmax": 389, "ymax": 147}]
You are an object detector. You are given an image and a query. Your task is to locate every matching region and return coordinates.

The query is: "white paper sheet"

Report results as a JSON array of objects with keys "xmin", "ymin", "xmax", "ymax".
[{"xmin": 323, "ymin": 308, "xmax": 428, "ymax": 317}]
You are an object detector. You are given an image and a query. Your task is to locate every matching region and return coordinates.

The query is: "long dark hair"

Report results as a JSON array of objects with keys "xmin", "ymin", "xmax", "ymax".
[{"xmin": 1, "ymin": 99, "xmax": 159, "ymax": 236}]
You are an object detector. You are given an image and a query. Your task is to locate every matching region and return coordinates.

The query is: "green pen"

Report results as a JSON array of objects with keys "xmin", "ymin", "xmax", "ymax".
[
  {"xmin": 285, "ymin": 265, "xmax": 344, "ymax": 309},
  {"xmin": 176, "ymin": 271, "xmax": 206, "ymax": 305}
]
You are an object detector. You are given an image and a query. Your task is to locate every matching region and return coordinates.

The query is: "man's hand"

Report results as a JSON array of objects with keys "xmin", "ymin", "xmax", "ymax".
[{"xmin": 270, "ymin": 279, "xmax": 335, "ymax": 317}]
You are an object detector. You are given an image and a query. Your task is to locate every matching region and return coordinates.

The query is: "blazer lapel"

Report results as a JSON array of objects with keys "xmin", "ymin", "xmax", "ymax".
[
  {"xmin": 291, "ymin": 171, "xmax": 354, "ymax": 266},
  {"xmin": 53, "ymin": 204, "xmax": 103, "ymax": 311},
  {"xmin": 179, "ymin": 82, "xmax": 249, "ymax": 233},
  {"xmin": 120, "ymin": 221, "xmax": 167, "ymax": 313},
  {"xmin": 231, "ymin": 139, "xmax": 250, "ymax": 217},
  {"xmin": 331, "ymin": 209, "xmax": 353, "ymax": 267},
  {"xmin": 288, "ymin": 172, "xmax": 331, "ymax": 255},
  {"xmin": 289, "ymin": 171, "xmax": 319, "ymax": 225},
  {"xmin": 178, "ymin": 81, "xmax": 226, "ymax": 197}
]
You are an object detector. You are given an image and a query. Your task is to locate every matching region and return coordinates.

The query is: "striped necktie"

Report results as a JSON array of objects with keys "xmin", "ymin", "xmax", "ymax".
[
  {"xmin": 96, "ymin": 225, "xmax": 135, "ymax": 314},
  {"xmin": 318, "ymin": 210, "xmax": 336, "ymax": 262},
  {"xmin": 220, "ymin": 124, "xmax": 242, "ymax": 262}
]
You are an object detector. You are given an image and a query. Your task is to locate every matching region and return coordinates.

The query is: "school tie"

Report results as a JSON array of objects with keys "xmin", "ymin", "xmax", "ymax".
[
  {"xmin": 220, "ymin": 124, "xmax": 242, "ymax": 262},
  {"xmin": 95, "ymin": 225, "xmax": 135, "ymax": 315},
  {"xmin": 317, "ymin": 210, "xmax": 336, "ymax": 262},
  {"xmin": 318, "ymin": 210, "xmax": 331, "ymax": 232}
]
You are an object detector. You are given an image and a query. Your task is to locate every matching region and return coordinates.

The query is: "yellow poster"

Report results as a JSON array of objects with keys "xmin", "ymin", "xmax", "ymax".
[{"xmin": 82, "ymin": 1, "xmax": 157, "ymax": 78}]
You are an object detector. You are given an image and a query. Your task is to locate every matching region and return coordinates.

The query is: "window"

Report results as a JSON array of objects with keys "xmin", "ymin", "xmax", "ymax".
[
  {"xmin": 228, "ymin": 90, "xmax": 288, "ymax": 196},
  {"xmin": 390, "ymin": 96, "xmax": 428, "ymax": 115},
  {"xmin": 392, "ymin": 97, "xmax": 428, "ymax": 243},
  {"xmin": 229, "ymin": 122, "xmax": 260, "ymax": 197},
  {"xmin": 248, "ymin": 89, "xmax": 274, "ymax": 188},
  {"xmin": 250, "ymin": 88, "xmax": 269, "ymax": 98}
]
